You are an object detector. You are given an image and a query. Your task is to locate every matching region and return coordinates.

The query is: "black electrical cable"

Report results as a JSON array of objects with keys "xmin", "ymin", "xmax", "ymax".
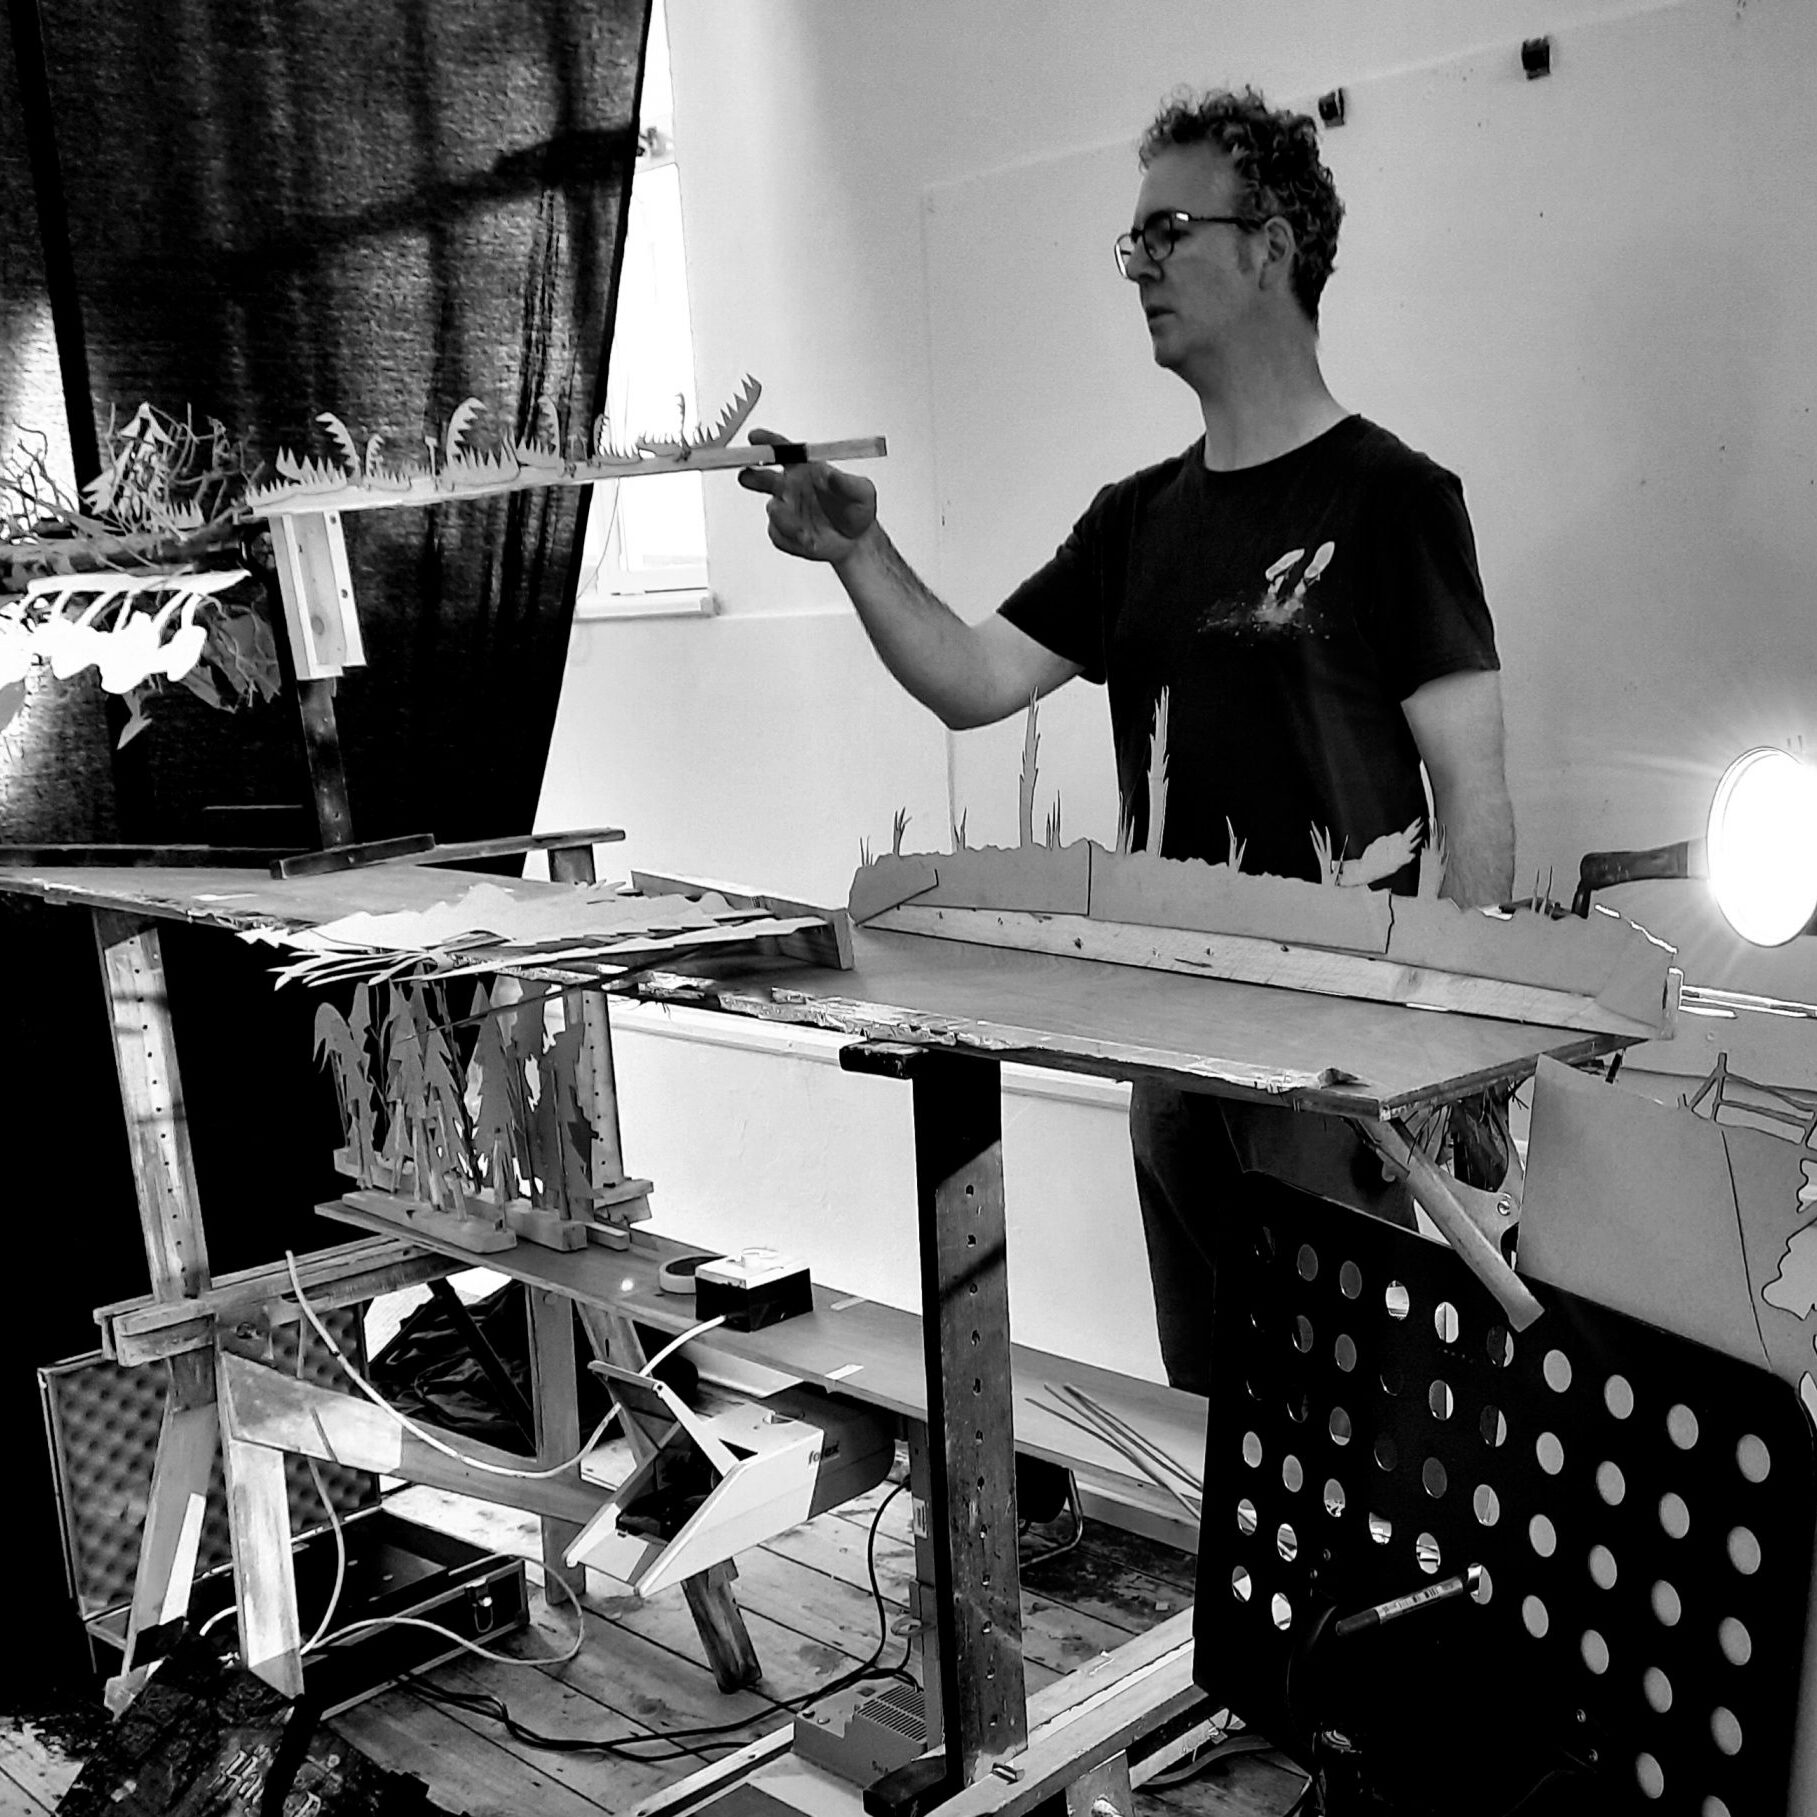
[{"xmin": 413, "ymin": 1482, "xmax": 912, "ymax": 1760}]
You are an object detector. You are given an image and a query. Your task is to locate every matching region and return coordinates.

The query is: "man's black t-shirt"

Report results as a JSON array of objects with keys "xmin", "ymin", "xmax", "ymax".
[{"xmin": 997, "ymin": 415, "xmax": 1498, "ymax": 887}]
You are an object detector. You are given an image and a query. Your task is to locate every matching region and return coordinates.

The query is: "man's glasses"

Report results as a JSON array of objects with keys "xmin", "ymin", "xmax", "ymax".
[{"xmin": 1113, "ymin": 209, "xmax": 1255, "ymax": 276}]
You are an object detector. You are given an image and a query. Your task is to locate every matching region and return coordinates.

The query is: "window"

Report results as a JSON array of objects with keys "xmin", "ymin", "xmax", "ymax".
[{"xmin": 575, "ymin": 0, "xmax": 713, "ymax": 618}]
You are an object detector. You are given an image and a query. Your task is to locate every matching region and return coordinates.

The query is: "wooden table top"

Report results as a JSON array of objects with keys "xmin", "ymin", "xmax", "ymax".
[{"xmin": 636, "ymin": 925, "xmax": 1629, "ymax": 1118}]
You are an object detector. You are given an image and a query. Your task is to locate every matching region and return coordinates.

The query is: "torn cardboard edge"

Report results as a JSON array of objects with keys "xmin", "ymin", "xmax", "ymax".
[{"xmin": 848, "ymin": 842, "xmax": 1676, "ymax": 1034}]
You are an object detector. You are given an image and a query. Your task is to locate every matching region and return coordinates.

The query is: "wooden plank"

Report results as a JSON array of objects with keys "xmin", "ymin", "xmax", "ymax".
[
  {"xmin": 0, "ymin": 1723, "xmax": 81, "ymax": 1814},
  {"xmin": 270, "ymin": 832, "xmax": 435, "ymax": 878},
  {"xmin": 317, "ymin": 1197, "xmax": 1206, "ymax": 1541},
  {"xmin": 93, "ymin": 912, "xmax": 210, "ymax": 1301},
  {"xmin": 428, "ymin": 1654, "xmax": 683, "ymax": 1805},
  {"xmin": 101, "ymin": 1237, "xmax": 456, "ymax": 1366},
  {"xmin": 934, "ymin": 1637, "xmax": 1202, "ymax": 1817},
  {"xmin": 269, "ymin": 508, "xmax": 362, "ymax": 678},
  {"xmin": 331, "ymin": 1689, "xmax": 613, "ymax": 1817},
  {"xmin": 910, "ymin": 1050, "xmax": 1028, "ymax": 1783},
  {"xmin": 0, "ymin": 843, "xmax": 282, "ymax": 867},
  {"xmin": 216, "ymin": 1352, "xmax": 606, "ymax": 1527},
  {"xmin": 421, "ymin": 828, "xmax": 628, "ymax": 866},
  {"xmin": 640, "ymin": 925, "xmax": 1629, "ymax": 1119},
  {"xmin": 119, "ymin": 1350, "xmax": 217, "ymax": 1672},
  {"xmin": 873, "ymin": 904, "xmax": 1666, "ymax": 1039},
  {"xmin": 528, "ymin": 1287, "xmax": 584, "ymax": 1577},
  {"xmin": 218, "ymin": 1399, "xmax": 303, "ymax": 1697}
]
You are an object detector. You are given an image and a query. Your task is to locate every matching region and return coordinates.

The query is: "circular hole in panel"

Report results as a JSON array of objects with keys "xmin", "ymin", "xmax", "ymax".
[
  {"xmin": 1374, "ymin": 1435, "xmax": 1398, "ymax": 1474},
  {"xmin": 1323, "ymin": 1478, "xmax": 1346, "ymax": 1517},
  {"xmin": 1242, "ymin": 1432, "xmax": 1264, "ymax": 1469},
  {"xmin": 1297, "ymin": 1244, "xmax": 1319, "ymax": 1282},
  {"xmin": 1334, "ymin": 1333, "xmax": 1358, "ymax": 1374},
  {"xmin": 1231, "ymin": 1566, "xmax": 1252, "ymax": 1603},
  {"xmin": 1255, "ymin": 1226, "xmax": 1277, "ymax": 1263},
  {"xmin": 1604, "ymin": 1375, "xmax": 1635, "ymax": 1420},
  {"xmin": 1543, "ymin": 1349, "xmax": 1573, "ymax": 1393},
  {"xmin": 1340, "ymin": 1260, "xmax": 1363, "ymax": 1300},
  {"xmin": 1712, "ymin": 1709, "xmax": 1745, "ymax": 1759},
  {"xmin": 1270, "ymin": 1592, "xmax": 1293, "ymax": 1632},
  {"xmin": 1287, "ymin": 1391, "xmax": 1311, "ymax": 1424},
  {"xmin": 1236, "ymin": 1498, "xmax": 1257, "ymax": 1537},
  {"xmin": 1369, "ymin": 1512, "xmax": 1393, "ymax": 1546},
  {"xmin": 1659, "ymin": 1492, "xmax": 1691, "ymax": 1541},
  {"xmin": 1282, "ymin": 1454, "xmax": 1305, "ymax": 1494},
  {"xmin": 1385, "ymin": 1281, "xmax": 1411, "ymax": 1321},
  {"xmin": 1473, "ymin": 1484, "xmax": 1501, "ymax": 1527},
  {"xmin": 1728, "ymin": 1527, "xmax": 1762, "ymax": 1575},
  {"xmin": 1380, "ymin": 1367, "xmax": 1405, "ymax": 1398},
  {"xmin": 1292, "ymin": 1315, "xmax": 1315, "ymax": 1355},
  {"xmin": 1243, "ymin": 1378, "xmax": 1262, "ymax": 1402},
  {"xmin": 1596, "ymin": 1460, "xmax": 1627, "ymax": 1507},
  {"xmin": 1643, "ymin": 1667, "xmax": 1673, "ymax": 1714},
  {"xmin": 1471, "ymin": 1565, "xmax": 1494, "ymax": 1605},
  {"xmin": 1481, "ymin": 1406, "xmax": 1508, "ymax": 1449},
  {"xmin": 1704, "ymin": 1801, "xmax": 1733, "ymax": 1817},
  {"xmin": 1581, "ymin": 1629, "xmax": 1610, "ymax": 1675},
  {"xmin": 1737, "ymin": 1434, "xmax": 1771, "ymax": 1484},
  {"xmin": 1536, "ymin": 1431, "xmax": 1565, "ymax": 1476},
  {"xmin": 1434, "ymin": 1301, "xmax": 1460, "ymax": 1344},
  {"xmin": 1330, "ymin": 1406, "xmax": 1353, "ymax": 1447},
  {"xmin": 1416, "ymin": 1531, "xmax": 1441, "ymax": 1575},
  {"xmin": 1422, "ymin": 1457, "xmax": 1449, "ymax": 1499},
  {"xmin": 1485, "ymin": 1324, "xmax": 1514, "ymax": 1369},
  {"xmin": 1636, "ymin": 1753, "xmax": 1664, "ymax": 1801},
  {"xmin": 1429, "ymin": 1380, "xmax": 1455, "ymax": 1421},
  {"xmin": 1529, "ymin": 1513, "xmax": 1558, "ymax": 1558},
  {"xmin": 1667, "ymin": 1403, "xmax": 1700, "ymax": 1450},
  {"xmin": 1651, "ymin": 1581, "xmax": 1682, "ymax": 1627},
  {"xmin": 1277, "ymin": 1523, "xmax": 1298, "ymax": 1563},
  {"xmin": 1719, "ymin": 1616, "xmax": 1752, "ymax": 1667},
  {"xmin": 1589, "ymin": 1544, "xmax": 1618, "ymax": 1590},
  {"xmin": 1522, "ymin": 1594, "xmax": 1549, "ymax": 1639}
]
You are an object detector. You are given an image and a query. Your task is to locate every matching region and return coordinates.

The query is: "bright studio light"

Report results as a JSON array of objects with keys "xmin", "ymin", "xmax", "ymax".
[{"xmin": 1706, "ymin": 747, "xmax": 1817, "ymax": 946}]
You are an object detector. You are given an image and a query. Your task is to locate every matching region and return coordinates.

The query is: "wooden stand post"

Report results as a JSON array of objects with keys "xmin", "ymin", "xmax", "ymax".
[{"xmin": 846, "ymin": 1040, "xmax": 1030, "ymax": 1788}]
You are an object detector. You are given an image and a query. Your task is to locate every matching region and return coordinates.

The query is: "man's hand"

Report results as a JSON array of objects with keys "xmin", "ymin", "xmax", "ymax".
[{"xmin": 737, "ymin": 426, "xmax": 877, "ymax": 562}]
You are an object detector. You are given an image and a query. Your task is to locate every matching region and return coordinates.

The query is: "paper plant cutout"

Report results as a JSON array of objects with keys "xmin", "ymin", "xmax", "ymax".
[
  {"xmin": 2, "ymin": 410, "xmax": 278, "ymax": 743},
  {"xmin": 245, "ymin": 376, "xmax": 771, "ymax": 515},
  {"xmin": 315, "ymin": 977, "xmax": 623, "ymax": 1224}
]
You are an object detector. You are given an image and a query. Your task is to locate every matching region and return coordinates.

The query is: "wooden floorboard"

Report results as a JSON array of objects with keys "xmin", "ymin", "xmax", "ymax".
[{"xmin": 0, "ymin": 1725, "xmax": 76, "ymax": 1815}]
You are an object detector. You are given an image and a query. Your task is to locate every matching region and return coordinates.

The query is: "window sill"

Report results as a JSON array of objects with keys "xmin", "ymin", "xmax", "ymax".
[{"xmin": 574, "ymin": 588, "xmax": 718, "ymax": 622}]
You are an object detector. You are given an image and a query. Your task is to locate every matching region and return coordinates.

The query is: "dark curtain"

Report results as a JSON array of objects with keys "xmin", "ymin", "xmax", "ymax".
[{"xmin": 0, "ymin": 0, "xmax": 649, "ymax": 1702}]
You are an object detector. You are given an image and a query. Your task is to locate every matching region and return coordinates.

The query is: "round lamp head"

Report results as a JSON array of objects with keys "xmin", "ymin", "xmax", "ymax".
[{"xmin": 1706, "ymin": 747, "xmax": 1817, "ymax": 946}]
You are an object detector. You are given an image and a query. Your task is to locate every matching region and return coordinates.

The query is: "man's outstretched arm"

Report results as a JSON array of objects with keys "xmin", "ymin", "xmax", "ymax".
[
  {"xmin": 1401, "ymin": 668, "xmax": 1516, "ymax": 908},
  {"xmin": 738, "ymin": 428, "xmax": 1078, "ymax": 729}
]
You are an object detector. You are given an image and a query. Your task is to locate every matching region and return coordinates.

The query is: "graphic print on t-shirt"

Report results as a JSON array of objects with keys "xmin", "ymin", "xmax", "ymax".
[{"xmin": 1202, "ymin": 540, "xmax": 1338, "ymax": 639}]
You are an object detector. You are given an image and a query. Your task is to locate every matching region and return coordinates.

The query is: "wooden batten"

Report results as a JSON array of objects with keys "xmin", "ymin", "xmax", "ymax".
[
  {"xmin": 868, "ymin": 904, "xmax": 1671, "ymax": 1039},
  {"xmin": 216, "ymin": 1351, "xmax": 605, "ymax": 1528}
]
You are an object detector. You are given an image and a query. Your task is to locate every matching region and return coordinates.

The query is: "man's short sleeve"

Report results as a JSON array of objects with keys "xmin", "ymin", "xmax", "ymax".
[
  {"xmin": 1361, "ymin": 461, "xmax": 1500, "ymax": 699},
  {"xmin": 995, "ymin": 485, "xmax": 1117, "ymax": 685}
]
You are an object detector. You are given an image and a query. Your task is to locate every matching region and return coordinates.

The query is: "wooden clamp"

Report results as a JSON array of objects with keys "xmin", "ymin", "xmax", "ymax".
[{"xmin": 269, "ymin": 508, "xmax": 364, "ymax": 679}]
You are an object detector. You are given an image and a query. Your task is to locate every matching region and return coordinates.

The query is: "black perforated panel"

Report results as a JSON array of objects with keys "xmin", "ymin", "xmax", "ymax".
[
  {"xmin": 41, "ymin": 1313, "xmax": 379, "ymax": 1619},
  {"xmin": 1193, "ymin": 1192, "xmax": 1816, "ymax": 1816}
]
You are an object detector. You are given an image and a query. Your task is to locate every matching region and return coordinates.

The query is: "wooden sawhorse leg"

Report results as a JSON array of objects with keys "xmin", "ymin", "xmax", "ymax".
[{"xmin": 94, "ymin": 910, "xmax": 304, "ymax": 1699}]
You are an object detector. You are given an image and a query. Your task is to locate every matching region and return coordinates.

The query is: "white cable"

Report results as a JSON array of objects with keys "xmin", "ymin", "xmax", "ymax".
[
  {"xmin": 282, "ymin": 1251, "xmax": 619, "ymax": 1479},
  {"xmin": 293, "ymin": 1321, "xmax": 350, "ymax": 1654},
  {"xmin": 641, "ymin": 1314, "xmax": 726, "ymax": 1377}
]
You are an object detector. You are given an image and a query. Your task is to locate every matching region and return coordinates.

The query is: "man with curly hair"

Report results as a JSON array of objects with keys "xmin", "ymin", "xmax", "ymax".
[{"xmin": 742, "ymin": 88, "xmax": 1514, "ymax": 1393}]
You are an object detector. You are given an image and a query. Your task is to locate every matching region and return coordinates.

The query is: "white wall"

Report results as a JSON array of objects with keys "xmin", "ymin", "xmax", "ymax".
[{"xmin": 539, "ymin": 0, "xmax": 1817, "ymax": 1381}]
